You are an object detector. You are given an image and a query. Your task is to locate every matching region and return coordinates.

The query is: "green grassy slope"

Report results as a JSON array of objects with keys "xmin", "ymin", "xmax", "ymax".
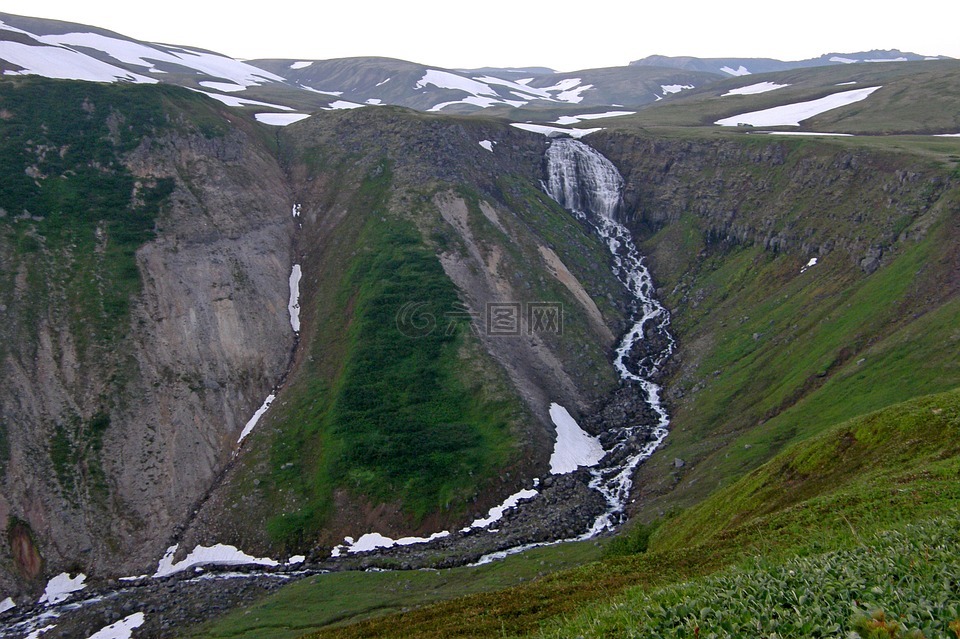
[
  {"xmin": 604, "ymin": 60, "xmax": 960, "ymax": 134},
  {"xmin": 210, "ymin": 387, "xmax": 956, "ymax": 639},
  {"xmin": 223, "ymin": 161, "xmax": 525, "ymax": 549},
  {"xmin": 194, "ymin": 129, "xmax": 960, "ymax": 639},
  {"xmin": 544, "ymin": 386, "xmax": 960, "ymax": 638}
]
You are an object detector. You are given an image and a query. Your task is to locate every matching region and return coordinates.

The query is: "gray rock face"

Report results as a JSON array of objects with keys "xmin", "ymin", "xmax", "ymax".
[{"xmin": 0, "ymin": 126, "xmax": 295, "ymax": 592}]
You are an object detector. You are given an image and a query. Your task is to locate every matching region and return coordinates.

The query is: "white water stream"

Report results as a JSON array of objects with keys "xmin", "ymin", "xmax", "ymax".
[{"xmin": 544, "ymin": 137, "xmax": 674, "ymax": 531}]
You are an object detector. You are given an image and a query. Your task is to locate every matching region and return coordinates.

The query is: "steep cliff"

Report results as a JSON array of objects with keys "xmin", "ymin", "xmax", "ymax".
[
  {"xmin": 0, "ymin": 80, "xmax": 295, "ymax": 593},
  {"xmin": 588, "ymin": 130, "xmax": 960, "ymax": 518}
]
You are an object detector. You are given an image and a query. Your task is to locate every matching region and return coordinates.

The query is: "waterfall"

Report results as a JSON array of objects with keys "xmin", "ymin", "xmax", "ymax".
[{"xmin": 544, "ymin": 137, "xmax": 675, "ymax": 528}]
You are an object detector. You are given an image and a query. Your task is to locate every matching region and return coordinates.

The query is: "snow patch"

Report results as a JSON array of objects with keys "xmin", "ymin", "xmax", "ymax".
[
  {"xmin": 326, "ymin": 100, "xmax": 365, "ymax": 109},
  {"xmin": 720, "ymin": 65, "xmax": 751, "ymax": 76},
  {"xmin": 191, "ymin": 89, "xmax": 293, "ymax": 110},
  {"xmin": 287, "ymin": 555, "xmax": 306, "ymax": 564},
  {"xmin": 865, "ymin": 57, "xmax": 907, "ymax": 63},
  {"xmin": 661, "ymin": 84, "xmax": 693, "ymax": 94},
  {"xmin": 238, "ymin": 393, "xmax": 275, "ymax": 444},
  {"xmin": 479, "ymin": 140, "xmax": 495, "ymax": 152},
  {"xmin": 801, "ymin": 257, "xmax": 818, "ymax": 273},
  {"xmin": 553, "ymin": 111, "xmax": 635, "ymax": 125},
  {"xmin": 0, "ymin": 596, "xmax": 14, "ymax": 613},
  {"xmin": 510, "ymin": 123, "xmax": 601, "ymax": 139},
  {"xmin": 292, "ymin": 203, "xmax": 301, "ymax": 218},
  {"xmin": 428, "ymin": 96, "xmax": 527, "ymax": 111},
  {"xmin": 475, "ymin": 75, "xmax": 552, "ymax": 99},
  {"xmin": 26, "ymin": 625, "xmax": 57, "ymax": 639},
  {"xmin": 255, "ymin": 112, "xmax": 310, "ymax": 126},
  {"xmin": 38, "ymin": 573, "xmax": 87, "ymax": 605},
  {"xmin": 715, "ymin": 86, "xmax": 881, "ymax": 127},
  {"xmin": 549, "ymin": 403, "xmax": 604, "ymax": 474},
  {"xmin": 288, "ymin": 264, "xmax": 302, "ymax": 332},
  {"xmin": 722, "ymin": 81, "xmax": 790, "ymax": 96},
  {"xmin": 830, "ymin": 56, "xmax": 858, "ymax": 64},
  {"xmin": 85, "ymin": 612, "xmax": 145, "ymax": 639},
  {"xmin": 836, "ymin": 81, "xmax": 857, "ymax": 85},
  {"xmin": 461, "ymin": 489, "xmax": 538, "ymax": 530},
  {"xmin": 297, "ymin": 84, "xmax": 343, "ymax": 96},
  {"xmin": 760, "ymin": 131, "xmax": 853, "ymax": 136},
  {"xmin": 416, "ymin": 69, "xmax": 496, "ymax": 96},
  {"xmin": 332, "ymin": 531, "xmax": 451, "ymax": 555},
  {"xmin": 935, "ymin": 133, "xmax": 960, "ymax": 137},
  {"xmin": 365, "ymin": 98, "xmax": 383, "ymax": 105},
  {"xmin": 153, "ymin": 543, "xmax": 279, "ymax": 578},
  {"xmin": 199, "ymin": 81, "xmax": 245, "ymax": 93},
  {"xmin": 375, "ymin": 77, "xmax": 391, "ymax": 86},
  {"xmin": 290, "ymin": 61, "xmax": 313, "ymax": 69},
  {"xmin": 0, "ymin": 41, "xmax": 158, "ymax": 84}
]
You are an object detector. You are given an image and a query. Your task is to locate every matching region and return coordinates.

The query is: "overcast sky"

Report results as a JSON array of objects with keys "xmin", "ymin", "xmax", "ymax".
[{"xmin": 2, "ymin": 1, "xmax": 958, "ymax": 72}]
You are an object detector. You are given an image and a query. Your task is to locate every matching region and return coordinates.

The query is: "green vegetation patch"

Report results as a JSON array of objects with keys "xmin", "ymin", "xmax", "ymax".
[
  {"xmin": 281, "ymin": 388, "xmax": 960, "ymax": 638},
  {"xmin": 182, "ymin": 541, "xmax": 601, "ymax": 639},
  {"xmin": 262, "ymin": 163, "xmax": 519, "ymax": 546},
  {"xmin": 549, "ymin": 516, "xmax": 960, "ymax": 639},
  {"xmin": 0, "ymin": 79, "xmax": 175, "ymax": 350}
]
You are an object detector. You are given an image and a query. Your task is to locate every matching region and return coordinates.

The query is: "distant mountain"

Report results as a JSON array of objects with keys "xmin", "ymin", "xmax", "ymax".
[
  {"xmin": 631, "ymin": 49, "xmax": 950, "ymax": 76},
  {"xmin": 0, "ymin": 12, "xmax": 714, "ymax": 119},
  {"xmin": 244, "ymin": 57, "xmax": 721, "ymax": 112}
]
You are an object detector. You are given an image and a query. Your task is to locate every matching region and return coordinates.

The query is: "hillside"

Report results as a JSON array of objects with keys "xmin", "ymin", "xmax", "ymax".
[{"xmin": 0, "ymin": 10, "xmax": 959, "ymax": 639}]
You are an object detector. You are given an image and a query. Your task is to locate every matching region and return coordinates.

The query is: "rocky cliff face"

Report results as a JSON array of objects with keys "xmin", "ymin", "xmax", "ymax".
[
  {"xmin": 0, "ymin": 85, "xmax": 295, "ymax": 593},
  {"xmin": 0, "ymin": 95, "xmax": 632, "ymax": 594},
  {"xmin": 589, "ymin": 133, "xmax": 950, "ymax": 270},
  {"xmin": 4, "ymin": 80, "xmax": 957, "ymax": 602}
]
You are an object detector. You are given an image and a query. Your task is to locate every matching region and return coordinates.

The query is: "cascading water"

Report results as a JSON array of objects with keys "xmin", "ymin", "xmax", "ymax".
[{"xmin": 544, "ymin": 137, "xmax": 674, "ymax": 530}]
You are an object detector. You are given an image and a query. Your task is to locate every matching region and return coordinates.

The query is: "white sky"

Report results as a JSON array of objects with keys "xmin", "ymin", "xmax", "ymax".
[{"xmin": 2, "ymin": 1, "xmax": 958, "ymax": 72}]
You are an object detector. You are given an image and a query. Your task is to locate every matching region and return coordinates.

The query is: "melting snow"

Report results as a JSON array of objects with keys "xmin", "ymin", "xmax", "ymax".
[
  {"xmin": 429, "ymin": 96, "xmax": 526, "ymax": 111},
  {"xmin": 661, "ymin": 84, "xmax": 694, "ymax": 94},
  {"xmin": 198, "ymin": 81, "xmax": 245, "ymax": 93},
  {"xmin": 26, "ymin": 625, "xmax": 57, "ymax": 639},
  {"xmin": 38, "ymin": 573, "xmax": 87, "ymax": 605},
  {"xmin": 715, "ymin": 86, "xmax": 881, "ymax": 127},
  {"xmin": 0, "ymin": 596, "xmax": 14, "ymax": 613},
  {"xmin": 290, "ymin": 61, "xmax": 313, "ymax": 69},
  {"xmin": 0, "ymin": 41, "xmax": 158, "ymax": 84},
  {"xmin": 761, "ymin": 131, "xmax": 853, "ymax": 136},
  {"xmin": 333, "ymin": 531, "xmax": 451, "ymax": 555},
  {"xmin": 326, "ymin": 100, "xmax": 365, "ymax": 109},
  {"xmin": 85, "ymin": 612, "xmax": 145, "ymax": 639},
  {"xmin": 721, "ymin": 65, "xmax": 751, "ymax": 76},
  {"xmin": 475, "ymin": 75, "xmax": 551, "ymax": 99},
  {"xmin": 297, "ymin": 84, "xmax": 343, "ymax": 96},
  {"xmin": 288, "ymin": 264, "xmax": 302, "ymax": 332},
  {"xmin": 801, "ymin": 257, "xmax": 818, "ymax": 273},
  {"xmin": 549, "ymin": 403, "xmax": 604, "ymax": 474},
  {"xmin": 554, "ymin": 111, "xmax": 635, "ymax": 125},
  {"xmin": 461, "ymin": 489, "xmax": 538, "ymax": 530},
  {"xmin": 191, "ymin": 89, "xmax": 294, "ymax": 110},
  {"xmin": 153, "ymin": 544, "xmax": 279, "ymax": 578},
  {"xmin": 416, "ymin": 69, "xmax": 496, "ymax": 96},
  {"xmin": 479, "ymin": 140, "xmax": 495, "ymax": 152},
  {"xmin": 723, "ymin": 81, "xmax": 790, "ymax": 96},
  {"xmin": 254, "ymin": 113, "xmax": 310, "ymax": 126},
  {"xmin": 237, "ymin": 393, "xmax": 275, "ymax": 444},
  {"xmin": 830, "ymin": 56, "xmax": 858, "ymax": 64},
  {"xmin": 510, "ymin": 123, "xmax": 601, "ymax": 139}
]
